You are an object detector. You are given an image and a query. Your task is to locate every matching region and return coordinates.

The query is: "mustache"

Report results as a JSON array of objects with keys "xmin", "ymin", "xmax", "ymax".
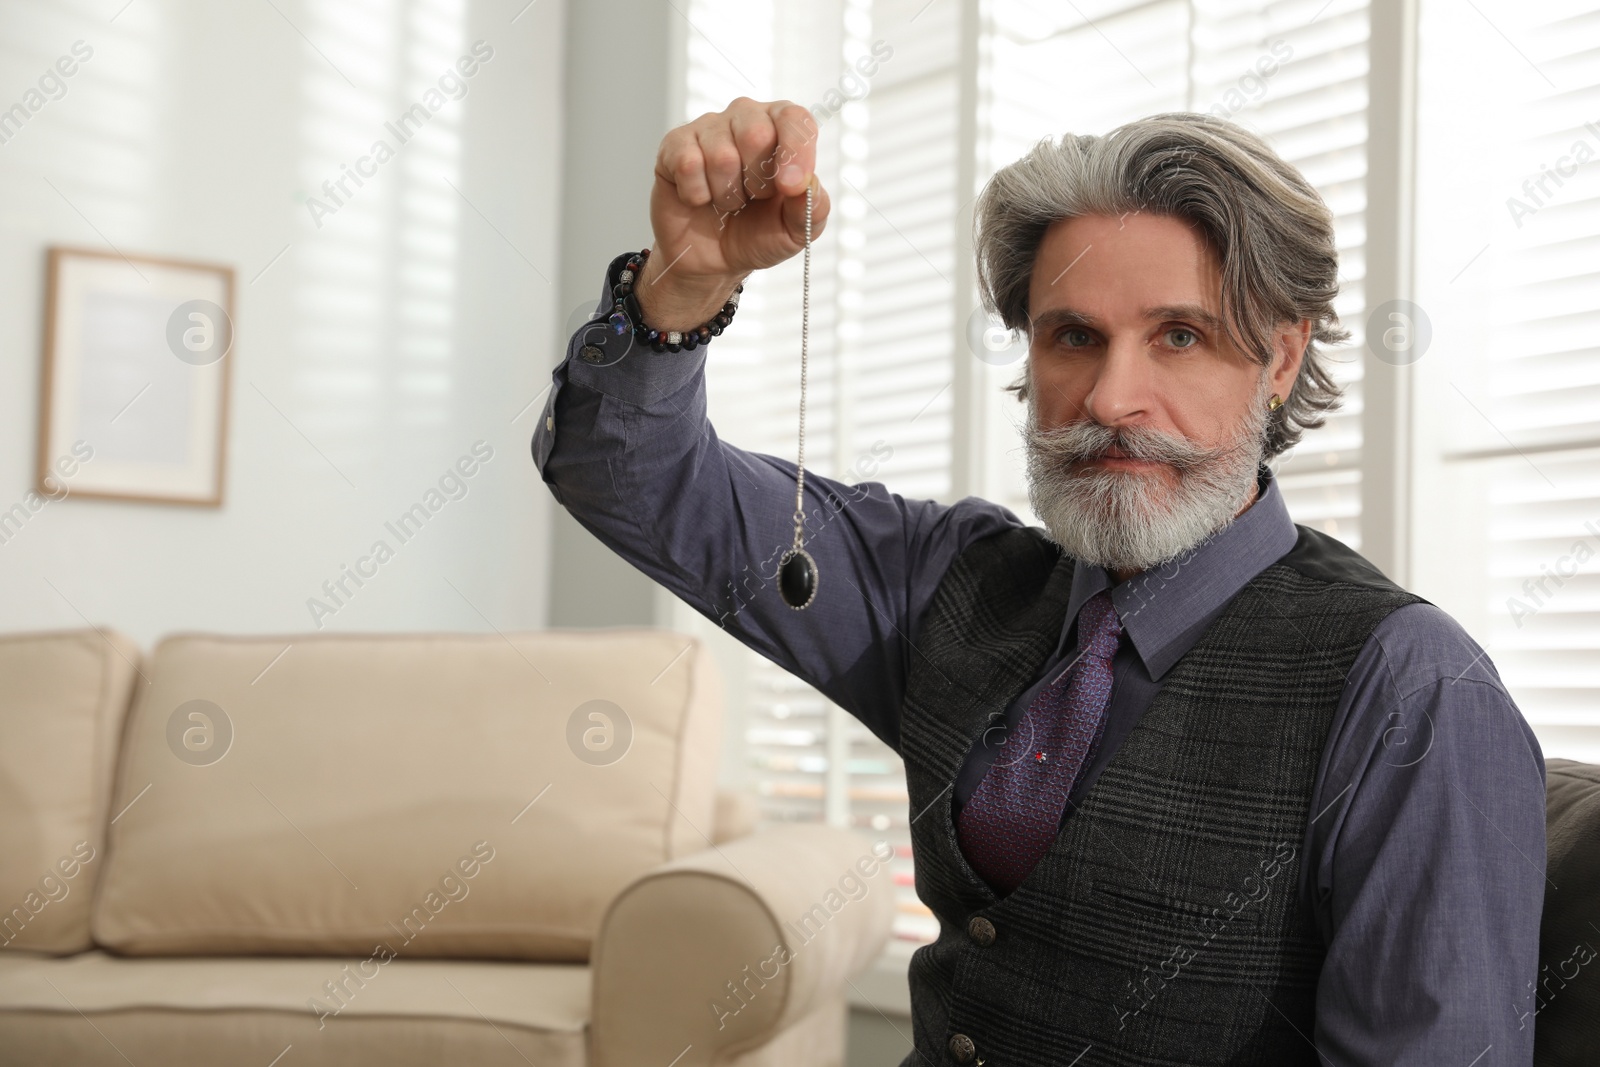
[{"xmin": 1024, "ymin": 418, "xmax": 1236, "ymax": 473}]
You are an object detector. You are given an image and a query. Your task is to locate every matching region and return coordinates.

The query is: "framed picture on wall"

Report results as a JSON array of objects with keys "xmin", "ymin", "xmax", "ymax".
[{"xmin": 38, "ymin": 247, "xmax": 235, "ymax": 507}]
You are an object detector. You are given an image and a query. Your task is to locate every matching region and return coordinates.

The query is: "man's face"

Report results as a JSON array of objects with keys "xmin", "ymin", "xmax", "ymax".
[{"xmin": 1020, "ymin": 212, "xmax": 1305, "ymax": 577}]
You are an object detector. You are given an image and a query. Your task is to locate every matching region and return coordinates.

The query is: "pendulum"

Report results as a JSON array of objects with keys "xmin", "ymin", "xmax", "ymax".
[
  {"xmin": 778, "ymin": 178, "xmax": 818, "ymax": 610},
  {"xmin": 778, "ymin": 176, "xmax": 819, "ymax": 610}
]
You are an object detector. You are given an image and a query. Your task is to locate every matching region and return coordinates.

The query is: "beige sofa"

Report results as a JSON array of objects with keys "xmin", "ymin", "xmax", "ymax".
[{"xmin": 0, "ymin": 628, "xmax": 894, "ymax": 1066}]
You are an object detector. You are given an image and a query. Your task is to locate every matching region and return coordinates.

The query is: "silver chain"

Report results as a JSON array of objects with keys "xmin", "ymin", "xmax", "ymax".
[{"xmin": 790, "ymin": 178, "xmax": 812, "ymax": 552}]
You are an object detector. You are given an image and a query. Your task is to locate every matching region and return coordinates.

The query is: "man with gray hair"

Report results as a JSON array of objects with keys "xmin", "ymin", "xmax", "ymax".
[{"xmin": 532, "ymin": 98, "xmax": 1546, "ymax": 1066}]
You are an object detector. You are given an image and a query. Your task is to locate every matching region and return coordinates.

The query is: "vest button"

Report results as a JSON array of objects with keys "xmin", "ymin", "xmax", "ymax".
[
  {"xmin": 966, "ymin": 915, "xmax": 996, "ymax": 946},
  {"xmin": 948, "ymin": 1033, "xmax": 977, "ymax": 1064}
]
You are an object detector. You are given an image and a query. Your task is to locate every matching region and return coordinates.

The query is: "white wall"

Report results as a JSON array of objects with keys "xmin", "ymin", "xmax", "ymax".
[
  {"xmin": 543, "ymin": 0, "xmax": 681, "ymax": 633},
  {"xmin": 0, "ymin": 0, "xmax": 564, "ymax": 649}
]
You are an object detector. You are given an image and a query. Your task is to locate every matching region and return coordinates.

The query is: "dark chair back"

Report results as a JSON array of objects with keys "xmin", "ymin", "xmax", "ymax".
[{"xmin": 1536, "ymin": 759, "xmax": 1600, "ymax": 1065}]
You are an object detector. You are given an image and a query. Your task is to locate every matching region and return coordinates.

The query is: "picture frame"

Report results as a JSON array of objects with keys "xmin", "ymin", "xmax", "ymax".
[{"xmin": 37, "ymin": 246, "xmax": 235, "ymax": 507}]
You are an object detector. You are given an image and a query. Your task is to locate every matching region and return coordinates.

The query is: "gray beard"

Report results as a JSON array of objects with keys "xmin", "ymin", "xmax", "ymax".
[{"xmin": 1021, "ymin": 374, "xmax": 1272, "ymax": 576}]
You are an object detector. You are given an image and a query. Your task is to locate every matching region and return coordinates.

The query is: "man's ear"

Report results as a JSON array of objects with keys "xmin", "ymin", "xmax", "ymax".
[{"xmin": 1270, "ymin": 319, "xmax": 1311, "ymax": 398}]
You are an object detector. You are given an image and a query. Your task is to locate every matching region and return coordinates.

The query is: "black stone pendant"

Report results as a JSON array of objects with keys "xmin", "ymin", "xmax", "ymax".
[{"xmin": 778, "ymin": 547, "xmax": 818, "ymax": 610}]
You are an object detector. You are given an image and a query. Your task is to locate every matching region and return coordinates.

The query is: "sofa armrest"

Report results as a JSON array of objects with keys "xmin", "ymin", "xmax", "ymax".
[{"xmin": 590, "ymin": 823, "xmax": 896, "ymax": 1067}]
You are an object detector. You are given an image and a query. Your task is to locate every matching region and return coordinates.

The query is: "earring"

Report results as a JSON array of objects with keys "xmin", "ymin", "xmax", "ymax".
[{"xmin": 1268, "ymin": 393, "xmax": 1283, "ymax": 411}]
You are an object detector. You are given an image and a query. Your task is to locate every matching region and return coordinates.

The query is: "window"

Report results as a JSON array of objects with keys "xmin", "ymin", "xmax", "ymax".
[
  {"xmin": 676, "ymin": 0, "xmax": 961, "ymax": 948},
  {"xmin": 667, "ymin": 0, "xmax": 1384, "ymax": 955},
  {"xmin": 1411, "ymin": 0, "xmax": 1600, "ymax": 761}
]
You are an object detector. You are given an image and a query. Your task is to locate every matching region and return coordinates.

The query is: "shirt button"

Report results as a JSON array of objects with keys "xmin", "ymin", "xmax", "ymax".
[
  {"xmin": 580, "ymin": 344, "xmax": 604, "ymax": 363},
  {"xmin": 948, "ymin": 1033, "xmax": 976, "ymax": 1064},
  {"xmin": 545, "ymin": 415, "xmax": 554, "ymax": 432},
  {"xmin": 967, "ymin": 915, "xmax": 996, "ymax": 947}
]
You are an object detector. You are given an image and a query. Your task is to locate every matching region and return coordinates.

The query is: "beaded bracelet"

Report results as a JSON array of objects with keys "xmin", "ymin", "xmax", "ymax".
[{"xmin": 610, "ymin": 247, "xmax": 743, "ymax": 353}]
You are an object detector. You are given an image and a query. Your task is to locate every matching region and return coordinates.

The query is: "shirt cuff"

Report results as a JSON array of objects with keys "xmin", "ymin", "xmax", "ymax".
[{"xmin": 563, "ymin": 249, "xmax": 713, "ymax": 407}]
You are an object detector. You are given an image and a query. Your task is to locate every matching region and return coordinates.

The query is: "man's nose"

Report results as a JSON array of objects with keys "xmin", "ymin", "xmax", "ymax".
[{"xmin": 1081, "ymin": 338, "xmax": 1153, "ymax": 428}]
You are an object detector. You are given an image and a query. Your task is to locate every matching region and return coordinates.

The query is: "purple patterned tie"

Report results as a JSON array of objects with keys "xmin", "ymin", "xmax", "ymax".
[{"xmin": 955, "ymin": 590, "xmax": 1123, "ymax": 895}]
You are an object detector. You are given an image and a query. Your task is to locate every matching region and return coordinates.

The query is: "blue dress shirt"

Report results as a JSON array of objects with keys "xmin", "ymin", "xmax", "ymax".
[{"xmin": 532, "ymin": 252, "xmax": 1549, "ymax": 1066}]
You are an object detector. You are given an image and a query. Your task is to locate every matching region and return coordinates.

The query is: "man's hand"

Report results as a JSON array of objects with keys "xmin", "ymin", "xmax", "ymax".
[{"xmin": 638, "ymin": 97, "xmax": 831, "ymax": 331}]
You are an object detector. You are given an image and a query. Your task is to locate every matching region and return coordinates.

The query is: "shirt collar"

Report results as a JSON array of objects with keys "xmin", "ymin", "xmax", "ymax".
[{"xmin": 1059, "ymin": 464, "xmax": 1299, "ymax": 681}]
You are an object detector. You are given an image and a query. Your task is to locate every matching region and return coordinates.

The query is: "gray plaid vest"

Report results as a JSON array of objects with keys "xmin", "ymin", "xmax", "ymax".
[{"xmin": 899, "ymin": 523, "xmax": 1423, "ymax": 1067}]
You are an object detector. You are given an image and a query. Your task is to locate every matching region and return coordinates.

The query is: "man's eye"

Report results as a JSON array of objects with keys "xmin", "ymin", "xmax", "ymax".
[
  {"xmin": 1165, "ymin": 327, "xmax": 1199, "ymax": 349},
  {"xmin": 1059, "ymin": 327, "xmax": 1093, "ymax": 347}
]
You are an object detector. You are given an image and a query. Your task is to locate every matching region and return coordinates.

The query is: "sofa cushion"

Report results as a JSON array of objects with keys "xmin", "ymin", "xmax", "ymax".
[
  {"xmin": 0, "ymin": 950, "xmax": 587, "ymax": 1066},
  {"xmin": 92, "ymin": 629, "xmax": 721, "ymax": 960},
  {"xmin": 0, "ymin": 629, "xmax": 141, "ymax": 954},
  {"xmin": 1537, "ymin": 758, "xmax": 1600, "ymax": 1066}
]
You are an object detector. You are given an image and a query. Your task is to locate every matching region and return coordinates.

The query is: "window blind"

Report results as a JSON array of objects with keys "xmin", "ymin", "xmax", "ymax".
[
  {"xmin": 680, "ymin": 0, "xmax": 956, "ymax": 945},
  {"xmin": 1412, "ymin": 0, "xmax": 1600, "ymax": 761}
]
